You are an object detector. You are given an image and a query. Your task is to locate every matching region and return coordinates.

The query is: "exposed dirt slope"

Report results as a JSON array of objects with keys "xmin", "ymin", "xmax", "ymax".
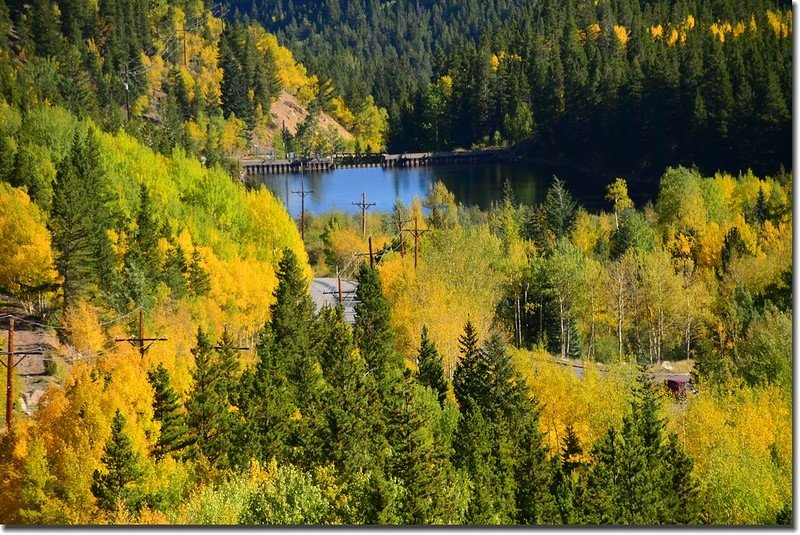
[{"xmin": 269, "ymin": 90, "xmax": 353, "ymax": 140}]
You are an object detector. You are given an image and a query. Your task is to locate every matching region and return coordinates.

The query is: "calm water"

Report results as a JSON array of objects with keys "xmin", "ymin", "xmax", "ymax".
[{"xmin": 259, "ymin": 163, "xmax": 657, "ymax": 218}]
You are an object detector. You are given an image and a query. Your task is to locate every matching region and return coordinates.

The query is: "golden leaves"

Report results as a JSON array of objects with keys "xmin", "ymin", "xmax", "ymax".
[{"xmin": 0, "ymin": 184, "xmax": 56, "ymax": 296}]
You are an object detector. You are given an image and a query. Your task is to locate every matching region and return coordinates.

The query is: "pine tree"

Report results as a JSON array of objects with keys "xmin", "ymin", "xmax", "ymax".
[
  {"xmin": 542, "ymin": 178, "xmax": 577, "ymax": 240},
  {"xmin": 91, "ymin": 409, "xmax": 143, "ymax": 513},
  {"xmin": 354, "ymin": 264, "xmax": 403, "ymax": 379},
  {"xmin": 211, "ymin": 328, "xmax": 247, "ymax": 469},
  {"xmin": 185, "ymin": 327, "xmax": 224, "ymax": 463},
  {"xmin": 415, "ymin": 326, "xmax": 448, "ymax": 406},
  {"xmin": 162, "ymin": 244, "xmax": 188, "ymax": 298},
  {"xmin": 147, "ymin": 363, "xmax": 190, "ymax": 460},
  {"xmin": 453, "ymin": 320, "xmax": 486, "ymax": 411},
  {"xmin": 513, "ymin": 407, "xmax": 559, "ymax": 524},
  {"xmin": 187, "ymin": 249, "xmax": 211, "ymax": 297},
  {"xmin": 49, "ymin": 128, "xmax": 115, "ymax": 311}
]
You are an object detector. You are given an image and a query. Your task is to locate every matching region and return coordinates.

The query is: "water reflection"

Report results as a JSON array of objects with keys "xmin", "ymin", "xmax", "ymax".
[{"xmin": 258, "ymin": 163, "xmax": 654, "ymax": 218}]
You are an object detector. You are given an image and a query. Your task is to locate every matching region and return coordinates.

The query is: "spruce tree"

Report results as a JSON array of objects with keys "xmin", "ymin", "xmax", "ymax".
[
  {"xmin": 185, "ymin": 327, "xmax": 224, "ymax": 463},
  {"xmin": 91, "ymin": 409, "xmax": 143, "ymax": 513},
  {"xmin": 542, "ymin": 178, "xmax": 577, "ymax": 240},
  {"xmin": 49, "ymin": 128, "xmax": 116, "ymax": 311},
  {"xmin": 188, "ymin": 249, "xmax": 211, "ymax": 297},
  {"xmin": 354, "ymin": 264, "xmax": 403, "ymax": 379},
  {"xmin": 162, "ymin": 244, "xmax": 188, "ymax": 299},
  {"xmin": 415, "ymin": 326, "xmax": 448, "ymax": 406},
  {"xmin": 147, "ymin": 363, "xmax": 190, "ymax": 460}
]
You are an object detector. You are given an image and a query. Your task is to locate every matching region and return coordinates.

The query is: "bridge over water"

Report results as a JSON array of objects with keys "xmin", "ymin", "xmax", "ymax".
[{"xmin": 241, "ymin": 148, "xmax": 510, "ymax": 175}]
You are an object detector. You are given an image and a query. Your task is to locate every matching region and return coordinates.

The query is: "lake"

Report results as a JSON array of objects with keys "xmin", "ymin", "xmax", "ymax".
[{"xmin": 258, "ymin": 162, "xmax": 658, "ymax": 218}]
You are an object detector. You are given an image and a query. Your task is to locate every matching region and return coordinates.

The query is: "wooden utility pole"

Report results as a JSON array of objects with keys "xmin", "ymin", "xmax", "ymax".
[
  {"xmin": 115, "ymin": 309, "xmax": 167, "ymax": 360},
  {"xmin": 352, "ymin": 192, "xmax": 376, "ymax": 236},
  {"xmin": 123, "ymin": 65, "xmax": 130, "ymax": 122},
  {"xmin": 403, "ymin": 214, "xmax": 428, "ymax": 270},
  {"xmin": 396, "ymin": 206, "xmax": 407, "ymax": 257},
  {"xmin": 292, "ymin": 180, "xmax": 313, "ymax": 241},
  {"xmin": 337, "ymin": 267, "xmax": 343, "ymax": 305},
  {"xmin": 368, "ymin": 236, "xmax": 374, "ymax": 269},
  {"xmin": 1, "ymin": 319, "xmax": 44, "ymax": 433}
]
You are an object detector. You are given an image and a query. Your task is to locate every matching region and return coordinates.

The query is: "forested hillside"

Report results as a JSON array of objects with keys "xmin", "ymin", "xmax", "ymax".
[
  {"xmin": 0, "ymin": 0, "xmax": 388, "ymax": 167},
  {"xmin": 231, "ymin": 0, "xmax": 791, "ymax": 177},
  {"xmin": 0, "ymin": 0, "xmax": 793, "ymax": 527}
]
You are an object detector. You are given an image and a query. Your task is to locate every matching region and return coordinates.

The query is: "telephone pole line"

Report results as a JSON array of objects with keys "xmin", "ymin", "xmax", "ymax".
[
  {"xmin": 355, "ymin": 235, "xmax": 376, "ymax": 268},
  {"xmin": 115, "ymin": 309, "xmax": 167, "ymax": 360},
  {"xmin": 1, "ymin": 318, "xmax": 44, "ymax": 433},
  {"xmin": 352, "ymin": 192, "xmax": 376, "ymax": 237},
  {"xmin": 403, "ymin": 214, "xmax": 428, "ymax": 270},
  {"xmin": 123, "ymin": 64, "xmax": 130, "ymax": 122},
  {"xmin": 395, "ymin": 206, "xmax": 407, "ymax": 257},
  {"xmin": 292, "ymin": 180, "xmax": 313, "ymax": 241}
]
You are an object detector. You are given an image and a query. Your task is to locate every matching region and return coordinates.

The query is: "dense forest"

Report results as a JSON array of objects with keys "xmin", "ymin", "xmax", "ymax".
[
  {"xmin": 230, "ymin": 0, "xmax": 792, "ymax": 177},
  {"xmin": 0, "ymin": 0, "xmax": 793, "ymax": 527}
]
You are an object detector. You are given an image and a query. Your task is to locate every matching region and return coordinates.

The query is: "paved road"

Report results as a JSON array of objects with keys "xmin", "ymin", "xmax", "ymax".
[{"xmin": 310, "ymin": 278, "xmax": 359, "ymax": 323}]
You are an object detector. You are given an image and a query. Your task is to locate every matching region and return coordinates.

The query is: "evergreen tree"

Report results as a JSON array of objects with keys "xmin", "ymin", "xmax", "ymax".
[
  {"xmin": 542, "ymin": 178, "xmax": 577, "ymax": 240},
  {"xmin": 354, "ymin": 264, "xmax": 403, "ymax": 379},
  {"xmin": 162, "ymin": 244, "xmax": 188, "ymax": 298},
  {"xmin": 49, "ymin": 128, "xmax": 115, "ymax": 311},
  {"xmin": 91, "ymin": 409, "xmax": 143, "ymax": 513},
  {"xmin": 187, "ymin": 249, "xmax": 211, "ymax": 297},
  {"xmin": 415, "ymin": 326, "xmax": 448, "ymax": 406},
  {"xmin": 185, "ymin": 327, "xmax": 224, "ymax": 463},
  {"xmin": 147, "ymin": 363, "xmax": 190, "ymax": 460}
]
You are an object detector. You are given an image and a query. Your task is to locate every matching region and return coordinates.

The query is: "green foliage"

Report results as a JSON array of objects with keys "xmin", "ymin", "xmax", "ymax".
[
  {"xmin": 147, "ymin": 364, "xmax": 190, "ymax": 460},
  {"xmin": 354, "ymin": 264, "xmax": 402, "ymax": 378},
  {"xmin": 415, "ymin": 326, "xmax": 448, "ymax": 406},
  {"xmin": 91, "ymin": 409, "xmax": 143, "ymax": 514},
  {"xmin": 241, "ymin": 464, "xmax": 331, "ymax": 525},
  {"xmin": 49, "ymin": 127, "xmax": 115, "ymax": 310}
]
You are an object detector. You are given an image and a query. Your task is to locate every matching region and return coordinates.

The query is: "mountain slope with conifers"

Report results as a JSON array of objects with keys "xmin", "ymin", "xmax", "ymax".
[{"xmin": 228, "ymin": 0, "xmax": 791, "ymax": 178}]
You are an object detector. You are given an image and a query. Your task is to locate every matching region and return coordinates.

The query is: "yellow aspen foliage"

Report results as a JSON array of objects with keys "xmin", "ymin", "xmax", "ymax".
[
  {"xmin": 650, "ymin": 24, "xmax": 664, "ymax": 38},
  {"xmin": 666, "ymin": 27, "xmax": 680, "ymax": 45},
  {"xmin": 438, "ymin": 75, "xmax": 453, "ymax": 98},
  {"xmin": 490, "ymin": 53, "xmax": 501, "ymax": 71},
  {"xmin": 571, "ymin": 209, "xmax": 601, "ymax": 254},
  {"xmin": 513, "ymin": 349, "xmax": 632, "ymax": 454},
  {"xmin": 131, "ymin": 95, "xmax": 149, "ymax": 116},
  {"xmin": 695, "ymin": 222, "xmax": 726, "ymax": 269},
  {"xmin": 0, "ymin": 184, "xmax": 56, "ymax": 296},
  {"xmin": 676, "ymin": 383, "xmax": 791, "ymax": 524},
  {"xmin": 766, "ymin": 10, "xmax": 791, "ymax": 39},
  {"xmin": 252, "ymin": 28, "xmax": 318, "ymax": 102},
  {"xmin": 329, "ymin": 96, "xmax": 356, "ymax": 131},
  {"xmin": 732, "ymin": 22, "xmax": 746, "ymax": 38},
  {"xmin": 749, "ymin": 14, "xmax": 758, "ymax": 31},
  {"xmin": 61, "ymin": 300, "xmax": 106, "ymax": 355},
  {"xmin": 587, "ymin": 22, "xmax": 601, "ymax": 39},
  {"xmin": 613, "ymin": 25, "xmax": 630, "ymax": 46},
  {"xmin": 684, "ymin": 14, "xmax": 696, "ymax": 30}
]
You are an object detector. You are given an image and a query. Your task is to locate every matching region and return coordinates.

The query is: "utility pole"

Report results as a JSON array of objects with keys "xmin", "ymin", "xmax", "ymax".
[
  {"xmin": 396, "ymin": 206, "xmax": 407, "ymax": 257},
  {"xmin": 115, "ymin": 309, "xmax": 167, "ymax": 360},
  {"xmin": 352, "ymin": 192, "xmax": 376, "ymax": 237},
  {"xmin": 1, "ymin": 318, "xmax": 44, "ymax": 433},
  {"xmin": 323, "ymin": 267, "xmax": 357, "ymax": 306},
  {"xmin": 124, "ymin": 64, "xmax": 130, "ymax": 122},
  {"xmin": 292, "ymin": 180, "xmax": 313, "ymax": 241},
  {"xmin": 403, "ymin": 214, "xmax": 428, "ymax": 270},
  {"xmin": 355, "ymin": 235, "xmax": 377, "ymax": 269}
]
